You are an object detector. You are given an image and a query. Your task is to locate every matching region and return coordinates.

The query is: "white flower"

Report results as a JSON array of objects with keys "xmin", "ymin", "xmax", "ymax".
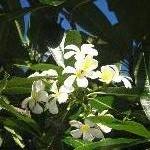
[
  {"xmin": 21, "ymin": 80, "xmax": 48, "ymax": 114},
  {"xmin": 97, "ymin": 65, "xmax": 132, "ymax": 88},
  {"xmin": 63, "ymin": 55, "xmax": 98, "ymax": 88},
  {"xmin": 96, "ymin": 65, "xmax": 119, "ymax": 84},
  {"xmin": 64, "ymin": 44, "xmax": 98, "ymax": 60},
  {"xmin": 45, "ymin": 81, "xmax": 70, "ymax": 114},
  {"xmin": 28, "ymin": 69, "xmax": 58, "ymax": 78},
  {"xmin": 113, "ymin": 75, "xmax": 132, "ymax": 88},
  {"xmin": 48, "ymin": 33, "xmax": 66, "ymax": 68},
  {"xmin": 70, "ymin": 119, "xmax": 103, "ymax": 141}
]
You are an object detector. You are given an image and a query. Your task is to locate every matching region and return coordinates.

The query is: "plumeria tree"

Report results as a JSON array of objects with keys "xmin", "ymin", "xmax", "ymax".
[{"xmin": 0, "ymin": 0, "xmax": 150, "ymax": 150}]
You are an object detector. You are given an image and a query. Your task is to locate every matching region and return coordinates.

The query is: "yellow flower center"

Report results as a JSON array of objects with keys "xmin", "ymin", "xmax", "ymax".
[
  {"xmin": 100, "ymin": 69, "xmax": 115, "ymax": 84},
  {"xmin": 55, "ymin": 91, "xmax": 60, "ymax": 98},
  {"xmin": 82, "ymin": 56, "xmax": 94, "ymax": 71},
  {"xmin": 75, "ymin": 70, "xmax": 85, "ymax": 78},
  {"xmin": 80, "ymin": 124, "xmax": 90, "ymax": 133},
  {"xmin": 31, "ymin": 91, "xmax": 38, "ymax": 102}
]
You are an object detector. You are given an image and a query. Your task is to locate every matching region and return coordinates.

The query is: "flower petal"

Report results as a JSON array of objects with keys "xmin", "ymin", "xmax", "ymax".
[
  {"xmin": 31, "ymin": 103, "xmax": 43, "ymax": 114},
  {"xmin": 99, "ymin": 66, "xmax": 115, "ymax": 84},
  {"xmin": 74, "ymin": 58, "xmax": 84, "ymax": 70},
  {"xmin": 64, "ymin": 75, "xmax": 76, "ymax": 87},
  {"xmin": 81, "ymin": 55, "xmax": 98, "ymax": 71},
  {"xmin": 86, "ymin": 71, "xmax": 99, "ymax": 79},
  {"xmin": 83, "ymin": 132, "xmax": 94, "ymax": 141},
  {"xmin": 36, "ymin": 91, "xmax": 49, "ymax": 102},
  {"xmin": 76, "ymin": 77, "xmax": 88, "ymax": 88},
  {"xmin": 59, "ymin": 85, "xmax": 74, "ymax": 93},
  {"xmin": 81, "ymin": 44, "xmax": 98, "ymax": 56},
  {"xmin": 70, "ymin": 129, "xmax": 82, "ymax": 139},
  {"xmin": 62, "ymin": 66, "xmax": 76, "ymax": 74},
  {"xmin": 89, "ymin": 128, "xmax": 104, "ymax": 138},
  {"xmin": 97, "ymin": 123, "xmax": 112, "ymax": 133},
  {"xmin": 21, "ymin": 97, "xmax": 31, "ymax": 109},
  {"xmin": 57, "ymin": 92, "xmax": 68, "ymax": 104},
  {"xmin": 74, "ymin": 53, "xmax": 85, "ymax": 61},
  {"xmin": 65, "ymin": 45, "xmax": 80, "ymax": 52},
  {"xmin": 28, "ymin": 72, "xmax": 40, "ymax": 78},
  {"xmin": 69, "ymin": 120, "xmax": 83, "ymax": 128},
  {"xmin": 109, "ymin": 65, "xmax": 119, "ymax": 79},
  {"xmin": 46, "ymin": 99, "xmax": 58, "ymax": 114},
  {"xmin": 50, "ymin": 81, "xmax": 58, "ymax": 93},
  {"xmin": 84, "ymin": 119, "xmax": 95, "ymax": 127},
  {"xmin": 32, "ymin": 80, "xmax": 45, "ymax": 93},
  {"xmin": 64, "ymin": 51, "xmax": 76, "ymax": 59},
  {"xmin": 48, "ymin": 46, "xmax": 65, "ymax": 68},
  {"xmin": 121, "ymin": 77, "xmax": 132, "ymax": 88}
]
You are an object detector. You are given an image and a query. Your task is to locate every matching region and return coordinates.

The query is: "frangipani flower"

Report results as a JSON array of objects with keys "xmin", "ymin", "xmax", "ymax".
[
  {"xmin": 50, "ymin": 81, "xmax": 69, "ymax": 104},
  {"xmin": 97, "ymin": 65, "xmax": 118, "ymax": 84},
  {"xmin": 70, "ymin": 119, "xmax": 103, "ymax": 141},
  {"xmin": 45, "ymin": 81, "xmax": 70, "ymax": 114},
  {"xmin": 63, "ymin": 55, "xmax": 98, "ymax": 88},
  {"xmin": 28, "ymin": 69, "xmax": 58, "ymax": 78},
  {"xmin": 48, "ymin": 33, "xmax": 66, "ymax": 68},
  {"xmin": 97, "ymin": 65, "xmax": 132, "ymax": 88},
  {"xmin": 64, "ymin": 44, "xmax": 98, "ymax": 60},
  {"xmin": 21, "ymin": 80, "xmax": 48, "ymax": 114},
  {"xmin": 113, "ymin": 75, "xmax": 132, "ymax": 88}
]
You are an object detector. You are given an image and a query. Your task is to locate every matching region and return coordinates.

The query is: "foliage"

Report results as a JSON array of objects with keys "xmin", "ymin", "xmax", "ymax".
[{"xmin": 0, "ymin": 0, "xmax": 150, "ymax": 149}]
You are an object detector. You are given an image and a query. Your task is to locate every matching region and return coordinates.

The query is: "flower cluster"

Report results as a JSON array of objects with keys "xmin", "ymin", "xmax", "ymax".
[
  {"xmin": 63, "ymin": 44, "xmax": 132, "ymax": 89},
  {"xmin": 22, "ymin": 70, "xmax": 71, "ymax": 114},
  {"xmin": 22, "ymin": 43, "xmax": 132, "ymax": 141}
]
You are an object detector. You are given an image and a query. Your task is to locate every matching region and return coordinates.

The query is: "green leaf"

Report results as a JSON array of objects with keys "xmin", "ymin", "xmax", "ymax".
[
  {"xmin": 39, "ymin": 0, "xmax": 65, "ymax": 6},
  {"xmin": 63, "ymin": 137, "xmax": 84, "ymax": 148},
  {"xmin": 88, "ymin": 116, "xmax": 150, "ymax": 139},
  {"xmin": 64, "ymin": 137, "xmax": 144, "ymax": 150},
  {"xmin": 89, "ymin": 96, "xmax": 115, "ymax": 112},
  {"xmin": 3, "ymin": 118, "xmax": 38, "ymax": 137},
  {"xmin": 30, "ymin": 63, "xmax": 62, "ymax": 73},
  {"xmin": 1, "ymin": 77, "xmax": 47, "ymax": 95},
  {"xmin": 88, "ymin": 87, "xmax": 140, "ymax": 100},
  {"xmin": 65, "ymin": 30, "xmax": 82, "ymax": 46},
  {"xmin": 0, "ymin": 96, "xmax": 41, "ymax": 136},
  {"xmin": 4, "ymin": 126, "xmax": 25, "ymax": 149},
  {"xmin": 1, "ymin": 77, "xmax": 34, "ymax": 95}
]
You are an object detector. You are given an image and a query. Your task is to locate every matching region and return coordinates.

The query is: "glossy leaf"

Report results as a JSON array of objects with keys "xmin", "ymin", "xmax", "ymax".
[
  {"xmin": 39, "ymin": 0, "xmax": 65, "ymax": 6},
  {"xmin": 0, "ymin": 96, "xmax": 41, "ymax": 136},
  {"xmin": 88, "ymin": 116, "xmax": 150, "ymax": 138},
  {"xmin": 89, "ymin": 96, "xmax": 115, "ymax": 112},
  {"xmin": 64, "ymin": 137, "xmax": 144, "ymax": 150},
  {"xmin": 65, "ymin": 30, "xmax": 82, "ymax": 46},
  {"xmin": 30, "ymin": 63, "xmax": 62, "ymax": 73}
]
